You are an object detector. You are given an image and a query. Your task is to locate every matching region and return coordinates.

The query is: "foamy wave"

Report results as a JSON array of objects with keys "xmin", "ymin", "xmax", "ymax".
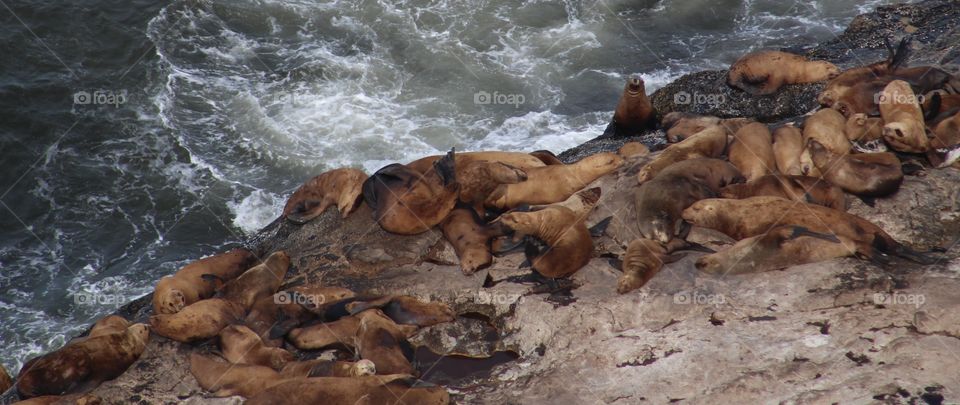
[{"xmin": 228, "ymin": 189, "xmax": 286, "ymax": 234}]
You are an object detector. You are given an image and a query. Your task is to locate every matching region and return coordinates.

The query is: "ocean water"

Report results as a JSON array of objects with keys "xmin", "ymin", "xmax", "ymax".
[{"xmin": 0, "ymin": 0, "xmax": 899, "ymax": 373}]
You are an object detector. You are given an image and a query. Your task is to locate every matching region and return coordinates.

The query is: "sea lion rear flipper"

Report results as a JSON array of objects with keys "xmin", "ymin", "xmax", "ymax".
[
  {"xmin": 674, "ymin": 241, "xmax": 715, "ymax": 254},
  {"xmin": 924, "ymin": 92, "xmax": 943, "ymax": 120},
  {"xmin": 893, "ymin": 245, "xmax": 938, "ymax": 265},
  {"xmin": 786, "ymin": 226, "xmax": 841, "ymax": 243},
  {"xmin": 491, "ymin": 236, "xmax": 525, "ymax": 255},
  {"xmin": 588, "ymin": 216, "xmax": 613, "ymax": 237},
  {"xmin": 433, "ymin": 148, "xmax": 457, "ymax": 186},
  {"xmin": 888, "ymin": 36, "xmax": 912, "ymax": 71},
  {"xmin": 663, "ymin": 252, "xmax": 687, "ymax": 264}
]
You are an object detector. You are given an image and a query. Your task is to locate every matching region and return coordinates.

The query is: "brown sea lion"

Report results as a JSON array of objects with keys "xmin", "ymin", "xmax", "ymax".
[
  {"xmin": 287, "ymin": 315, "xmax": 362, "ymax": 350},
  {"xmin": 727, "ymin": 51, "xmax": 840, "ymax": 95},
  {"xmin": 719, "ymin": 174, "xmax": 846, "ymax": 211},
  {"xmin": 696, "ymin": 225, "xmax": 863, "ymax": 274},
  {"xmin": 880, "ymin": 80, "xmax": 929, "ymax": 153},
  {"xmin": 617, "ymin": 141, "xmax": 650, "ymax": 158},
  {"xmin": 282, "ymin": 168, "xmax": 368, "ymax": 223},
  {"xmin": 405, "ymin": 151, "xmax": 546, "ymax": 174},
  {"xmin": 819, "ymin": 38, "xmax": 910, "ymax": 107},
  {"xmin": 440, "ymin": 206, "xmax": 501, "ymax": 275},
  {"xmin": 682, "ymin": 196, "xmax": 933, "ymax": 264},
  {"xmin": 529, "ymin": 150, "xmax": 564, "ymax": 165},
  {"xmin": 219, "ymin": 325, "xmax": 294, "ymax": 370},
  {"xmin": 364, "ymin": 150, "xmax": 458, "ymax": 235},
  {"xmin": 457, "ymin": 160, "xmax": 527, "ymax": 215},
  {"xmin": 528, "ymin": 187, "xmax": 602, "ymax": 219},
  {"xmin": 929, "ymin": 111, "xmax": 960, "ymax": 168},
  {"xmin": 802, "ymin": 108, "xmax": 850, "ymax": 155},
  {"xmin": 16, "ymin": 324, "xmax": 149, "ymax": 398},
  {"xmin": 832, "ymin": 80, "xmax": 886, "ymax": 117},
  {"xmin": 279, "ymin": 359, "xmax": 376, "ymax": 378},
  {"xmin": 245, "ymin": 376, "xmax": 449, "ymax": 405},
  {"xmin": 729, "ymin": 122, "xmax": 776, "ymax": 181},
  {"xmin": 354, "ymin": 309, "xmax": 417, "ymax": 375},
  {"xmin": 637, "ymin": 126, "xmax": 728, "ymax": 182},
  {"xmin": 218, "ymin": 251, "xmax": 290, "ymax": 311},
  {"xmin": 772, "ymin": 125, "xmax": 804, "ymax": 175},
  {"xmin": 617, "ymin": 238, "xmax": 689, "ymax": 294},
  {"xmin": 606, "ymin": 76, "xmax": 656, "ymax": 136},
  {"xmin": 807, "ymin": 139, "xmax": 903, "ymax": 197},
  {"xmin": 149, "ymin": 298, "xmax": 245, "ymax": 342},
  {"xmin": 0, "ymin": 364, "xmax": 11, "ymax": 394},
  {"xmin": 486, "ymin": 152, "xmax": 622, "ymax": 209},
  {"xmin": 497, "ymin": 206, "xmax": 593, "ymax": 279},
  {"xmin": 661, "ymin": 112, "xmax": 720, "ymax": 143},
  {"xmin": 85, "ymin": 315, "xmax": 131, "ymax": 339},
  {"xmin": 189, "ymin": 353, "xmax": 286, "ymax": 398},
  {"xmin": 844, "ymin": 113, "xmax": 885, "ymax": 153},
  {"xmin": 346, "ymin": 296, "xmax": 455, "ymax": 327},
  {"xmin": 152, "ymin": 248, "xmax": 256, "ymax": 315}
]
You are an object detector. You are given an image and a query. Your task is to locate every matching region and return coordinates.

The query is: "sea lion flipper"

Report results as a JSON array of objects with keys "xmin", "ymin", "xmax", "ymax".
[
  {"xmin": 606, "ymin": 257, "xmax": 623, "ymax": 271},
  {"xmin": 200, "ymin": 273, "xmax": 225, "ymax": 285},
  {"xmin": 924, "ymin": 92, "xmax": 943, "ymax": 120},
  {"xmin": 856, "ymin": 195, "xmax": 877, "ymax": 207},
  {"xmin": 893, "ymin": 244, "xmax": 938, "ymax": 265},
  {"xmin": 433, "ymin": 148, "xmax": 457, "ymax": 186},
  {"xmin": 663, "ymin": 252, "xmax": 687, "ymax": 264},
  {"xmin": 785, "ymin": 226, "xmax": 841, "ymax": 243},
  {"xmin": 588, "ymin": 216, "xmax": 613, "ymax": 237}
]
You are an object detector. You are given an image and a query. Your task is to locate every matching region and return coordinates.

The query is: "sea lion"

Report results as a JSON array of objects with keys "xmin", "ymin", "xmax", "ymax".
[
  {"xmin": 661, "ymin": 112, "xmax": 720, "ymax": 143},
  {"xmin": 682, "ymin": 196, "xmax": 933, "ymax": 264},
  {"xmin": 719, "ymin": 174, "xmax": 846, "ymax": 211},
  {"xmin": 189, "ymin": 353, "xmax": 287, "ymax": 398},
  {"xmin": 152, "ymin": 248, "xmax": 256, "ymax": 315},
  {"xmin": 16, "ymin": 324, "xmax": 149, "ymax": 398},
  {"xmin": 85, "ymin": 315, "xmax": 131, "ymax": 339},
  {"xmin": 245, "ymin": 376, "xmax": 450, "ymax": 405},
  {"xmin": 819, "ymin": 37, "xmax": 910, "ymax": 107},
  {"xmin": 695, "ymin": 225, "xmax": 863, "ymax": 274},
  {"xmin": 617, "ymin": 238, "xmax": 688, "ymax": 294},
  {"xmin": 637, "ymin": 126, "xmax": 728, "ymax": 182},
  {"xmin": 440, "ymin": 206, "xmax": 501, "ymax": 275},
  {"xmin": 0, "ymin": 364, "xmax": 11, "ymax": 394},
  {"xmin": 832, "ymin": 80, "xmax": 886, "ymax": 117},
  {"xmin": 364, "ymin": 150, "xmax": 458, "ymax": 235},
  {"xmin": 279, "ymin": 359, "xmax": 376, "ymax": 378},
  {"xmin": 634, "ymin": 158, "xmax": 742, "ymax": 243},
  {"xmin": 844, "ymin": 113, "xmax": 886, "ymax": 153},
  {"xmin": 354, "ymin": 309, "xmax": 417, "ymax": 375},
  {"xmin": 287, "ymin": 315, "xmax": 362, "ymax": 350},
  {"xmin": 772, "ymin": 125, "xmax": 804, "ymax": 175},
  {"xmin": 618, "ymin": 141, "xmax": 650, "ymax": 158},
  {"xmin": 405, "ymin": 151, "xmax": 546, "ymax": 175},
  {"xmin": 529, "ymin": 150, "xmax": 564, "ymax": 165},
  {"xmin": 727, "ymin": 51, "xmax": 840, "ymax": 95},
  {"xmin": 282, "ymin": 168, "xmax": 368, "ymax": 223},
  {"xmin": 219, "ymin": 325, "xmax": 294, "ymax": 370},
  {"xmin": 605, "ymin": 76, "xmax": 656, "ymax": 136},
  {"xmin": 486, "ymin": 152, "xmax": 622, "ymax": 209},
  {"xmin": 497, "ymin": 205, "xmax": 593, "ymax": 279},
  {"xmin": 729, "ymin": 122, "xmax": 776, "ymax": 181},
  {"xmin": 880, "ymin": 80, "xmax": 929, "ymax": 153},
  {"xmin": 217, "ymin": 251, "xmax": 290, "ymax": 311},
  {"xmin": 149, "ymin": 298, "xmax": 245, "ymax": 342},
  {"xmin": 457, "ymin": 160, "xmax": 527, "ymax": 215},
  {"xmin": 803, "ymin": 108, "xmax": 850, "ymax": 155},
  {"xmin": 929, "ymin": 111, "xmax": 960, "ymax": 168},
  {"xmin": 807, "ymin": 139, "xmax": 903, "ymax": 197},
  {"xmin": 528, "ymin": 187, "xmax": 602, "ymax": 219},
  {"xmin": 345, "ymin": 296, "xmax": 455, "ymax": 327}
]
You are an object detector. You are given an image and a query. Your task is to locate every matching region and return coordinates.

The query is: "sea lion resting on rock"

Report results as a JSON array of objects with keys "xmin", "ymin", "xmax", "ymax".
[
  {"xmin": 279, "ymin": 359, "xmax": 376, "ymax": 378},
  {"xmin": 618, "ymin": 142, "xmax": 650, "ymax": 158},
  {"xmin": 219, "ymin": 325, "xmax": 294, "ymax": 370},
  {"xmin": 605, "ymin": 76, "xmax": 656, "ymax": 136},
  {"xmin": 637, "ymin": 126, "xmax": 728, "ymax": 183},
  {"xmin": 405, "ymin": 151, "xmax": 545, "ymax": 174},
  {"xmin": 486, "ymin": 152, "xmax": 622, "ymax": 209},
  {"xmin": 345, "ymin": 295, "xmax": 456, "ymax": 327},
  {"xmin": 617, "ymin": 238, "xmax": 690, "ymax": 294},
  {"xmin": 17, "ymin": 323, "xmax": 149, "ymax": 398},
  {"xmin": 282, "ymin": 168, "xmax": 368, "ymax": 223},
  {"xmin": 844, "ymin": 113, "xmax": 886, "ymax": 153},
  {"xmin": 457, "ymin": 160, "xmax": 527, "ymax": 215},
  {"xmin": 727, "ymin": 50, "xmax": 840, "ymax": 95},
  {"xmin": 152, "ymin": 248, "xmax": 256, "ymax": 315},
  {"xmin": 440, "ymin": 206, "xmax": 503, "ymax": 275},
  {"xmin": 818, "ymin": 37, "xmax": 910, "ymax": 107},
  {"xmin": 719, "ymin": 174, "xmax": 846, "ymax": 211},
  {"xmin": 807, "ymin": 139, "xmax": 903, "ymax": 197},
  {"xmin": 729, "ymin": 122, "xmax": 776, "ymax": 181},
  {"xmin": 354, "ymin": 309, "xmax": 418, "ymax": 375},
  {"xmin": 217, "ymin": 251, "xmax": 291, "ymax": 311},
  {"xmin": 150, "ymin": 298, "xmax": 246, "ymax": 342},
  {"xmin": 880, "ymin": 79, "xmax": 929, "ymax": 153},
  {"xmin": 695, "ymin": 225, "xmax": 863, "ymax": 274},
  {"xmin": 772, "ymin": 125, "xmax": 804, "ymax": 175},
  {"xmin": 929, "ymin": 111, "xmax": 960, "ymax": 168},
  {"xmin": 498, "ymin": 205, "xmax": 594, "ymax": 280},
  {"xmin": 364, "ymin": 150, "xmax": 458, "ymax": 235}
]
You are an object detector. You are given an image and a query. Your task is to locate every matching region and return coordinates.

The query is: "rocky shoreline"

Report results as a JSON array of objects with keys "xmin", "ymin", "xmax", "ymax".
[{"xmin": 5, "ymin": 1, "xmax": 960, "ymax": 403}]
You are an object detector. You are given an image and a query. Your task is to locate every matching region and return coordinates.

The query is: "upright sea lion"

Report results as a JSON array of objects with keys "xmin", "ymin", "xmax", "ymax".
[
  {"xmin": 696, "ymin": 225, "xmax": 863, "ymax": 274},
  {"xmin": 152, "ymin": 248, "xmax": 256, "ymax": 315},
  {"xmin": 354, "ymin": 309, "xmax": 417, "ymax": 375},
  {"xmin": 486, "ymin": 152, "xmax": 622, "ymax": 209},
  {"xmin": 637, "ymin": 126, "xmax": 728, "ymax": 182},
  {"xmin": 16, "ymin": 324, "xmax": 149, "ymax": 398},
  {"xmin": 605, "ymin": 76, "xmax": 656, "ymax": 136},
  {"xmin": 772, "ymin": 125, "xmax": 804, "ymax": 175},
  {"xmin": 346, "ymin": 295, "xmax": 455, "ymax": 327},
  {"xmin": 149, "ymin": 298, "xmax": 245, "ymax": 342},
  {"xmin": 189, "ymin": 353, "xmax": 287, "ymax": 398},
  {"xmin": 727, "ymin": 51, "xmax": 840, "ymax": 95},
  {"xmin": 729, "ymin": 122, "xmax": 776, "ymax": 181},
  {"xmin": 279, "ymin": 359, "xmax": 376, "ymax": 378},
  {"xmin": 364, "ymin": 150, "xmax": 459, "ymax": 235},
  {"xmin": 880, "ymin": 80, "xmax": 929, "ymax": 153},
  {"xmin": 661, "ymin": 112, "xmax": 720, "ymax": 143},
  {"xmin": 457, "ymin": 160, "xmax": 527, "ymax": 215},
  {"xmin": 682, "ymin": 196, "xmax": 933, "ymax": 264},
  {"xmin": 440, "ymin": 206, "xmax": 501, "ymax": 275},
  {"xmin": 219, "ymin": 325, "xmax": 294, "ymax": 370},
  {"xmin": 497, "ymin": 206, "xmax": 593, "ymax": 279},
  {"xmin": 245, "ymin": 376, "xmax": 450, "ymax": 405},
  {"xmin": 719, "ymin": 174, "xmax": 846, "ymax": 211},
  {"xmin": 807, "ymin": 139, "xmax": 903, "ymax": 197},
  {"xmin": 618, "ymin": 238, "xmax": 688, "ymax": 294},
  {"xmin": 282, "ymin": 168, "xmax": 368, "ymax": 223},
  {"xmin": 218, "ymin": 251, "xmax": 290, "ymax": 311}
]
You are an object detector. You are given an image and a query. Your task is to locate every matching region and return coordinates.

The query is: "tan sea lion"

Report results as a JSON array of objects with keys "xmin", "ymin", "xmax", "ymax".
[
  {"xmin": 279, "ymin": 359, "xmax": 376, "ymax": 378},
  {"xmin": 151, "ymin": 248, "xmax": 255, "ymax": 315},
  {"xmin": 287, "ymin": 315, "xmax": 362, "ymax": 350},
  {"xmin": 727, "ymin": 51, "xmax": 840, "ymax": 95},
  {"xmin": 808, "ymin": 139, "xmax": 903, "ymax": 197},
  {"xmin": 282, "ymin": 168, "xmax": 368, "ymax": 223},
  {"xmin": 929, "ymin": 111, "xmax": 960, "ymax": 168},
  {"xmin": 661, "ymin": 112, "xmax": 720, "ymax": 143},
  {"xmin": 346, "ymin": 296, "xmax": 455, "ymax": 327},
  {"xmin": 528, "ymin": 187, "xmax": 602, "ymax": 219},
  {"xmin": 844, "ymin": 113, "xmax": 885, "ymax": 152},
  {"xmin": 617, "ymin": 141, "xmax": 650, "ymax": 158},
  {"xmin": 457, "ymin": 160, "xmax": 527, "ymax": 215},
  {"xmin": 354, "ymin": 309, "xmax": 417, "ymax": 375},
  {"xmin": 16, "ymin": 324, "xmax": 149, "ymax": 398},
  {"xmin": 85, "ymin": 315, "xmax": 131, "ymax": 339},
  {"xmin": 189, "ymin": 353, "xmax": 287, "ymax": 398},
  {"xmin": 772, "ymin": 125, "xmax": 804, "ymax": 175},
  {"xmin": 217, "ymin": 251, "xmax": 290, "ymax": 311},
  {"xmin": 729, "ymin": 122, "xmax": 776, "ymax": 181},
  {"xmin": 149, "ymin": 298, "xmax": 245, "ymax": 342},
  {"xmin": 719, "ymin": 174, "xmax": 846, "ymax": 211},
  {"xmin": 637, "ymin": 126, "xmax": 728, "ymax": 183},
  {"xmin": 219, "ymin": 325, "xmax": 294, "ymax": 370},
  {"xmin": 880, "ymin": 80, "xmax": 929, "ymax": 153},
  {"xmin": 696, "ymin": 225, "xmax": 862, "ymax": 274},
  {"xmin": 364, "ymin": 150, "xmax": 459, "ymax": 235},
  {"xmin": 682, "ymin": 196, "xmax": 933, "ymax": 264},
  {"xmin": 245, "ymin": 376, "xmax": 450, "ymax": 405},
  {"xmin": 803, "ymin": 108, "xmax": 850, "ymax": 155},
  {"xmin": 498, "ymin": 205, "xmax": 593, "ymax": 279},
  {"xmin": 607, "ymin": 76, "xmax": 656, "ymax": 136},
  {"xmin": 486, "ymin": 152, "xmax": 622, "ymax": 209},
  {"xmin": 440, "ymin": 206, "xmax": 501, "ymax": 275},
  {"xmin": 618, "ymin": 238, "xmax": 689, "ymax": 294}
]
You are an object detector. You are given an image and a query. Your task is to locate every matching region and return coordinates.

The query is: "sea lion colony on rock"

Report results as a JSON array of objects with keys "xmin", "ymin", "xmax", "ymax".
[{"xmin": 10, "ymin": 37, "xmax": 959, "ymax": 403}]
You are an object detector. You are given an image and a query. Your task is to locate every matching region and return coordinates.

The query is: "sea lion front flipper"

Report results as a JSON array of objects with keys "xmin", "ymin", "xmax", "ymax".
[
  {"xmin": 588, "ymin": 216, "xmax": 613, "ymax": 237},
  {"xmin": 924, "ymin": 92, "xmax": 943, "ymax": 120},
  {"xmin": 607, "ymin": 257, "xmax": 623, "ymax": 271},
  {"xmin": 662, "ymin": 252, "xmax": 687, "ymax": 264},
  {"xmin": 786, "ymin": 226, "xmax": 841, "ymax": 243}
]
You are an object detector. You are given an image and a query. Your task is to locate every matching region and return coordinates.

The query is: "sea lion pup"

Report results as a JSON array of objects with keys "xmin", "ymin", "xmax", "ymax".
[
  {"xmin": 457, "ymin": 160, "xmax": 527, "ymax": 215},
  {"xmin": 345, "ymin": 295, "xmax": 456, "ymax": 327},
  {"xmin": 880, "ymin": 80, "xmax": 929, "ymax": 153},
  {"xmin": 152, "ymin": 248, "xmax": 255, "ymax": 315},
  {"xmin": 604, "ymin": 76, "xmax": 656, "ymax": 136},
  {"xmin": 729, "ymin": 122, "xmax": 776, "ymax": 181},
  {"xmin": 405, "ymin": 150, "xmax": 547, "ymax": 174},
  {"xmin": 719, "ymin": 174, "xmax": 847, "ymax": 211},
  {"xmin": 440, "ymin": 206, "xmax": 500, "ymax": 275},
  {"xmin": 661, "ymin": 112, "xmax": 720, "ymax": 143},
  {"xmin": 218, "ymin": 325, "xmax": 294, "ymax": 370},
  {"xmin": 149, "ymin": 298, "xmax": 245, "ymax": 342},
  {"xmin": 617, "ymin": 238, "xmax": 690, "ymax": 294},
  {"xmin": 364, "ymin": 149, "xmax": 459, "ymax": 235},
  {"xmin": 486, "ymin": 152, "xmax": 622, "ymax": 209},
  {"xmin": 282, "ymin": 168, "xmax": 368, "ymax": 223},
  {"xmin": 355, "ymin": 309, "xmax": 418, "ymax": 375},
  {"xmin": 618, "ymin": 141, "xmax": 650, "ymax": 158},
  {"xmin": 497, "ymin": 205, "xmax": 593, "ymax": 279},
  {"xmin": 189, "ymin": 353, "xmax": 288, "ymax": 398},
  {"xmin": 636, "ymin": 125, "xmax": 728, "ymax": 183},
  {"xmin": 217, "ymin": 251, "xmax": 290, "ymax": 311},
  {"xmin": 695, "ymin": 225, "xmax": 864, "ymax": 275},
  {"xmin": 279, "ymin": 359, "xmax": 376, "ymax": 378},
  {"xmin": 530, "ymin": 150, "xmax": 564, "ymax": 165},
  {"xmin": 772, "ymin": 125, "xmax": 804, "ymax": 175},
  {"xmin": 818, "ymin": 37, "xmax": 911, "ymax": 107},
  {"xmin": 635, "ymin": 158, "xmax": 743, "ymax": 243},
  {"xmin": 16, "ymin": 324, "xmax": 149, "ymax": 398},
  {"xmin": 726, "ymin": 51, "xmax": 840, "ymax": 95},
  {"xmin": 245, "ymin": 376, "xmax": 450, "ymax": 405},
  {"xmin": 682, "ymin": 196, "xmax": 934, "ymax": 264},
  {"xmin": 807, "ymin": 139, "xmax": 903, "ymax": 197}
]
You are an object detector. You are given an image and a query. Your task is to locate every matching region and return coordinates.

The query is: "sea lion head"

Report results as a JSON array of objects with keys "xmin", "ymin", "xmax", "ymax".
[
  {"xmin": 882, "ymin": 122, "xmax": 908, "ymax": 140},
  {"xmin": 351, "ymin": 359, "xmax": 376, "ymax": 377},
  {"xmin": 157, "ymin": 288, "xmax": 187, "ymax": 315},
  {"xmin": 579, "ymin": 152, "xmax": 624, "ymax": 174},
  {"xmin": 817, "ymin": 89, "xmax": 837, "ymax": 107},
  {"xmin": 127, "ymin": 323, "xmax": 151, "ymax": 345},
  {"xmin": 681, "ymin": 200, "xmax": 719, "ymax": 227},
  {"xmin": 815, "ymin": 61, "xmax": 842, "ymax": 80},
  {"xmin": 264, "ymin": 251, "xmax": 292, "ymax": 271},
  {"xmin": 624, "ymin": 76, "xmax": 645, "ymax": 96},
  {"xmin": 498, "ymin": 211, "xmax": 537, "ymax": 235},
  {"xmin": 638, "ymin": 211, "xmax": 676, "ymax": 244},
  {"xmin": 834, "ymin": 101, "xmax": 852, "ymax": 117}
]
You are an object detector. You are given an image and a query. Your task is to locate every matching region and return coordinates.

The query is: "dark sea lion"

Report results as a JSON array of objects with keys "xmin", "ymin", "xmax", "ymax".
[
  {"xmin": 832, "ymin": 80, "xmax": 886, "ymax": 118},
  {"xmin": 219, "ymin": 325, "xmax": 294, "ymax": 370},
  {"xmin": 217, "ymin": 251, "xmax": 290, "ymax": 311},
  {"xmin": 245, "ymin": 376, "xmax": 449, "ymax": 405},
  {"xmin": 637, "ymin": 126, "xmax": 728, "ymax": 183},
  {"xmin": 149, "ymin": 298, "xmax": 245, "ymax": 342},
  {"xmin": 880, "ymin": 80, "xmax": 929, "ymax": 153},
  {"xmin": 807, "ymin": 139, "xmax": 903, "ymax": 197},
  {"xmin": 497, "ymin": 205, "xmax": 593, "ymax": 279},
  {"xmin": 364, "ymin": 149, "xmax": 459, "ymax": 235},
  {"xmin": 605, "ymin": 76, "xmax": 656, "ymax": 136},
  {"xmin": 13, "ymin": 393, "xmax": 101, "ymax": 405},
  {"xmin": 84, "ymin": 315, "xmax": 131, "ymax": 339},
  {"xmin": 345, "ymin": 295, "xmax": 455, "ymax": 327},
  {"xmin": 819, "ymin": 37, "xmax": 910, "ymax": 107},
  {"xmin": 282, "ymin": 168, "xmax": 368, "ymax": 223},
  {"xmin": 354, "ymin": 309, "xmax": 417, "ymax": 375},
  {"xmin": 152, "ymin": 248, "xmax": 256, "ymax": 315},
  {"xmin": 727, "ymin": 51, "xmax": 840, "ymax": 95},
  {"xmin": 772, "ymin": 125, "xmax": 804, "ymax": 175},
  {"xmin": 929, "ymin": 111, "xmax": 960, "ymax": 168},
  {"xmin": 0, "ymin": 364, "xmax": 12, "ymax": 394},
  {"xmin": 696, "ymin": 225, "xmax": 865, "ymax": 274},
  {"xmin": 719, "ymin": 174, "xmax": 846, "ymax": 211},
  {"xmin": 729, "ymin": 122, "xmax": 776, "ymax": 181},
  {"xmin": 486, "ymin": 152, "xmax": 622, "ymax": 209},
  {"xmin": 279, "ymin": 359, "xmax": 376, "ymax": 378},
  {"xmin": 16, "ymin": 324, "xmax": 149, "ymax": 398}
]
